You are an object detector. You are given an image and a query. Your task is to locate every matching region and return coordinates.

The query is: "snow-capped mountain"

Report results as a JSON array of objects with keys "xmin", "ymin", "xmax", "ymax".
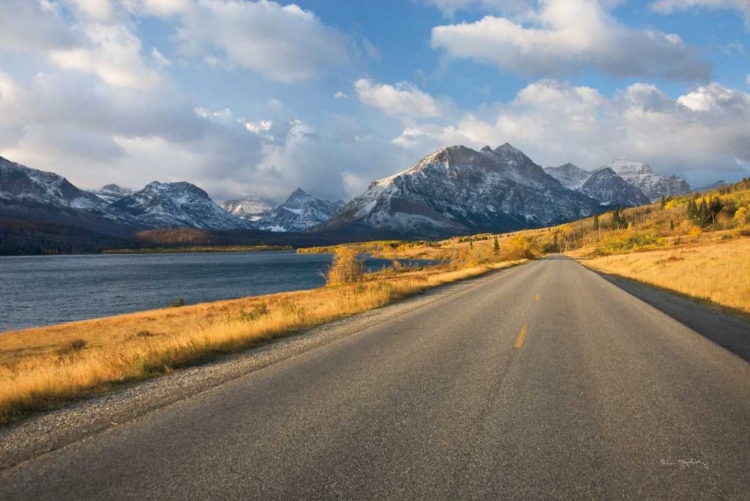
[
  {"xmin": 317, "ymin": 144, "xmax": 599, "ymax": 238},
  {"xmin": 580, "ymin": 168, "xmax": 651, "ymax": 207},
  {"xmin": 543, "ymin": 163, "xmax": 591, "ymax": 190},
  {"xmin": 221, "ymin": 195, "xmax": 272, "ymax": 222},
  {"xmin": 605, "ymin": 159, "xmax": 690, "ymax": 201},
  {"xmin": 110, "ymin": 181, "xmax": 249, "ymax": 230},
  {"xmin": 546, "ymin": 162, "xmax": 655, "ymax": 207},
  {"xmin": 0, "ymin": 156, "xmax": 108, "ymax": 210},
  {"xmin": 89, "ymin": 184, "xmax": 134, "ymax": 204},
  {"xmin": 258, "ymin": 188, "xmax": 345, "ymax": 232}
]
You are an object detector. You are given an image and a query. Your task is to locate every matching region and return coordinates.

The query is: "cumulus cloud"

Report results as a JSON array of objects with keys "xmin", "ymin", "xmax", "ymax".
[
  {"xmin": 254, "ymin": 114, "xmax": 414, "ymax": 201},
  {"xmin": 0, "ymin": 70, "xmax": 271, "ymax": 197},
  {"xmin": 651, "ymin": 0, "xmax": 750, "ymax": 24},
  {"xmin": 0, "ymin": 69, "xmax": 408, "ymax": 203},
  {"xmin": 49, "ymin": 22, "xmax": 162, "ymax": 89},
  {"xmin": 172, "ymin": 0, "xmax": 349, "ymax": 82},
  {"xmin": 0, "ymin": 0, "xmax": 164, "ymax": 91},
  {"xmin": 390, "ymin": 79, "xmax": 750, "ymax": 186},
  {"xmin": 65, "ymin": 0, "xmax": 116, "ymax": 21},
  {"xmin": 0, "ymin": 0, "xmax": 79, "ymax": 53},
  {"xmin": 355, "ymin": 79, "xmax": 442, "ymax": 119},
  {"xmin": 431, "ymin": 0, "xmax": 711, "ymax": 81}
]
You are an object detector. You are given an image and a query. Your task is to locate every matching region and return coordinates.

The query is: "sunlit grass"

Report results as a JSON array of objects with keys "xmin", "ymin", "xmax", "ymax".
[{"xmin": 583, "ymin": 238, "xmax": 750, "ymax": 315}]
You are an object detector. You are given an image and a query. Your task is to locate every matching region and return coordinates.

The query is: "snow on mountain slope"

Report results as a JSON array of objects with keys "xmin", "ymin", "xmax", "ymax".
[
  {"xmin": 110, "ymin": 181, "xmax": 248, "ymax": 230},
  {"xmin": 258, "ymin": 188, "xmax": 344, "ymax": 232},
  {"xmin": 544, "ymin": 163, "xmax": 591, "ymax": 190},
  {"xmin": 317, "ymin": 144, "xmax": 600, "ymax": 238},
  {"xmin": 89, "ymin": 184, "xmax": 134, "ymax": 204},
  {"xmin": 0, "ymin": 156, "xmax": 108, "ymax": 210},
  {"xmin": 221, "ymin": 196, "xmax": 272, "ymax": 222},
  {"xmin": 580, "ymin": 168, "xmax": 650, "ymax": 207},
  {"xmin": 606, "ymin": 158, "xmax": 690, "ymax": 201}
]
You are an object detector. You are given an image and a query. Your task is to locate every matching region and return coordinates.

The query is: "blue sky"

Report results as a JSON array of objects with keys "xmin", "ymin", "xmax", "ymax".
[{"xmin": 0, "ymin": 0, "xmax": 749, "ymax": 203}]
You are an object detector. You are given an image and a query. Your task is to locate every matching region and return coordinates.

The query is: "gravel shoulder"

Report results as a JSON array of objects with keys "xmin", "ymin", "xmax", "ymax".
[{"xmin": 0, "ymin": 264, "xmax": 527, "ymax": 470}]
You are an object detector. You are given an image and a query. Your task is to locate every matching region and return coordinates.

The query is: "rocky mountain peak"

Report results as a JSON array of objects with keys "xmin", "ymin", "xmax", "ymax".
[
  {"xmin": 603, "ymin": 159, "xmax": 690, "ymax": 201},
  {"xmin": 494, "ymin": 142, "xmax": 521, "ymax": 154},
  {"xmin": 316, "ymin": 143, "xmax": 599, "ymax": 238},
  {"xmin": 544, "ymin": 163, "xmax": 592, "ymax": 190},
  {"xmin": 580, "ymin": 168, "xmax": 651, "ymax": 207},
  {"xmin": 221, "ymin": 195, "xmax": 272, "ymax": 221},
  {"xmin": 256, "ymin": 188, "xmax": 344, "ymax": 233},
  {"xmin": 101, "ymin": 184, "xmax": 130, "ymax": 194},
  {"xmin": 0, "ymin": 157, "xmax": 106, "ymax": 210},
  {"xmin": 110, "ymin": 180, "xmax": 246, "ymax": 230}
]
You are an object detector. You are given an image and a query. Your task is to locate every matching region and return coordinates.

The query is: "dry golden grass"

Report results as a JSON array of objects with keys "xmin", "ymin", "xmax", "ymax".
[
  {"xmin": 582, "ymin": 237, "xmax": 750, "ymax": 315},
  {"xmin": 0, "ymin": 259, "xmax": 524, "ymax": 424}
]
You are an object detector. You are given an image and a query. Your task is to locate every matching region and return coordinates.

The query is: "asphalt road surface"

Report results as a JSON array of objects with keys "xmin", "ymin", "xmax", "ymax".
[{"xmin": 2, "ymin": 256, "xmax": 749, "ymax": 500}]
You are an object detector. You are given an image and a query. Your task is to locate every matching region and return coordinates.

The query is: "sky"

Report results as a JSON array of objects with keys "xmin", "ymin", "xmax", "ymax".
[{"xmin": 0, "ymin": 0, "xmax": 749, "ymax": 204}]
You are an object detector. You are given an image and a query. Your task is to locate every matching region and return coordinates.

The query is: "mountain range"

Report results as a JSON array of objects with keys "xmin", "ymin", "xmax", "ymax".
[
  {"xmin": 0, "ymin": 155, "xmax": 342, "ymax": 235},
  {"xmin": 0, "ymin": 144, "xmax": 699, "ymax": 251},
  {"xmin": 318, "ymin": 144, "xmax": 600, "ymax": 237},
  {"xmin": 317, "ymin": 144, "xmax": 689, "ymax": 237},
  {"xmin": 543, "ymin": 164, "xmax": 651, "ymax": 207}
]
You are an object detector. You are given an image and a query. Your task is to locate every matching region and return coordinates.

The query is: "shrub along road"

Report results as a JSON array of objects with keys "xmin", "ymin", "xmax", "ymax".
[{"xmin": 1, "ymin": 256, "xmax": 749, "ymax": 499}]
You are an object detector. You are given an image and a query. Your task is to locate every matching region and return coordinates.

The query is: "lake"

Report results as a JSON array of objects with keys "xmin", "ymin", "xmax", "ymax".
[{"xmin": 0, "ymin": 251, "xmax": 427, "ymax": 332}]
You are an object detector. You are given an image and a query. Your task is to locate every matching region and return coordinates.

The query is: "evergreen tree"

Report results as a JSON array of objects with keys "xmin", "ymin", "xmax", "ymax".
[
  {"xmin": 593, "ymin": 214, "xmax": 600, "ymax": 230},
  {"xmin": 709, "ymin": 197, "xmax": 723, "ymax": 223},
  {"xmin": 660, "ymin": 196, "xmax": 666, "ymax": 209},
  {"xmin": 670, "ymin": 219, "xmax": 675, "ymax": 231},
  {"xmin": 687, "ymin": 199, "xmax": 697, "ymax": 219},
  {"xmin": 493, "ymin": 236, "xmax": 500, "ymax": 255},
  {"xmin": 698, "ymin": 199, "xmax": 710, "ymax": 226}
]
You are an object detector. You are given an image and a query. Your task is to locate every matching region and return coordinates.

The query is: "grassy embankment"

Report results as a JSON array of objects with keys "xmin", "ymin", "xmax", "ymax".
[
  {"xmin": 537, "ymin": 178, "xmax": 750, "ymax": 315},
  {"xmin": 0, "ymin": 236, "xmax": 529, "ymax": 424}
]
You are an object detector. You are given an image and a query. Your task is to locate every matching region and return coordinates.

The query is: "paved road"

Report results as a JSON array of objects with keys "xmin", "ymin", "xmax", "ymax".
[{"xmin": 2, "ymin": 256, "xmax": 749, "ymax": 500}]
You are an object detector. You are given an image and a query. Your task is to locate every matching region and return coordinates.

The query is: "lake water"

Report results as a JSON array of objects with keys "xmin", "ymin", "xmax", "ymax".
[{"xmin": 0, "ymin": 251, "xmax": 426, "ymax": 332}]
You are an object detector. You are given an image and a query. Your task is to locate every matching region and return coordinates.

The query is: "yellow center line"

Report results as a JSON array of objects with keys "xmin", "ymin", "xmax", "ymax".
[
  {"xmin": 514, "ymin": 324, "xmax": 529, "ymax": 348},
  {"xmin": 534, "ymin": 294, "xmax": 541, "ymax": 301}
]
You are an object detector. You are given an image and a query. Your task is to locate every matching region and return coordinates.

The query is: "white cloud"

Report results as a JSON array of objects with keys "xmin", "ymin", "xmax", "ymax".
[
  {"xmin": 334, "ymin": 91, "xmax": 348, "ymax": 99},
  {"xmin": 49, "ymin": 23, "xmax": 162, "ymax": 89},
  {"xmin": 0, "ymin": 0, "xmax": 79, "ymax": 53},
  {"xmin": 390, "ymin": 79, "xmax": 750, "ymax": 185},
  {"xmin": 173, "ymin": 0, "xmax": 349, "ymax": 82},
  {"xmin": 150, "ymin": 47, "xmax": 172, "ymax": 69},
  {"xmin": 355, "ymin": 79, "xmax": 442, "ymax": 119},
  {"xmin": 651, "ymin": 0, "xmax": 750, "ymax": 24},
  {"xmin": 0, "ymin": 69, "xmax": 407, "ymax": 203},
  {"xmin": 431, "ymin": 0, "xmax": 711, "ymax": 81},
  {"xmin": 65, "ymin": 0, "xmax": 115, "ymax": 21}
]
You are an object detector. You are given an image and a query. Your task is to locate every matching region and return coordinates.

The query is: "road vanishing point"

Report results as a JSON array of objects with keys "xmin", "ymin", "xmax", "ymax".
[{"xmin": 2, "ymin": 256, "xmax": 749, "ymax": 500}]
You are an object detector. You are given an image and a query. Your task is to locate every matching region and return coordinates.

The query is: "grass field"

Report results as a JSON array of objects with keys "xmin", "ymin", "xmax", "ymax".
[{"xmin": 580, "ymin": 237, "xmax": 750, "ymax": 315}]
